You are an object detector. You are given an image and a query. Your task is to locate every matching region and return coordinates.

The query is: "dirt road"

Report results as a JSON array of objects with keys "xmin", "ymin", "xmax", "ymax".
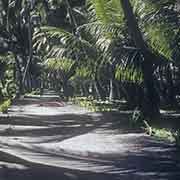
[{"xmin": 0, "ymin": 91, "xmax": 180, "ymax": 180}]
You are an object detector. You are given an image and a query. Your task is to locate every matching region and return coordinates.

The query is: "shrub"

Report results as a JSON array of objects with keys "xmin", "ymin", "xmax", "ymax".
[{"xmin": 0, "ymin": 99, "xmax": 11, "ymax": 113}]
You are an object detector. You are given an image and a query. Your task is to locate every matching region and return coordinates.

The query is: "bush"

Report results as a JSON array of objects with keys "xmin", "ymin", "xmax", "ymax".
[{"xmin": 0, "ymin": 99, "xmax": 11, "ymax": 113}]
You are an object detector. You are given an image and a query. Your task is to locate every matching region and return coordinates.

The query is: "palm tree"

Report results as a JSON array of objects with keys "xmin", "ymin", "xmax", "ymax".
[
  {"xmin": 120, "ymin": 0, "xmax": 180, "ymax": 117},
  {"xmin": 44, "ymin": 57, "xmax": 77, "ymax": 99},
  {"xmin": 87, "ymin": 0, "xmax": 180, "ymax": 118},
  {"xmin": 119, "ymin": 0, "xmax": 160, "ymax": 118},
  {"xmin": 33, "ymin": 0, "xmax": 180, "ymax": 118}
]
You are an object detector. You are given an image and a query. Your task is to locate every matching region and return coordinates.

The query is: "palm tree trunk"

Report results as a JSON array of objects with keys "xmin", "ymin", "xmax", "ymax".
[
  {"xmin": 166, "ymin": 64, "xmax": 177, "ymax": 106},
  {"xmin": 0, "ymin": 87, "xmax": 3, "ymax": 101},
  {"xmin": 92, "ymin": 81, "xmax": 99, "ymax": 99},
  {"xmin": 15, "ymin": 55, "xmax": 23, "ymax": 96},
  {"xmin": 63, "ymin": 79, "xmax": 69, "ymax": 101},
  {"xmin": 120, "ymin": 0, "xmax": 160, "ymax": 119},
  {"xmin": 22, "ymin": 4, "xmax": 33, "ymax": 87},
  {"xmin": 109, "ymin": 64, "xmax": 115, "ymax": 101},
  {"xmin": 94, "ymin": 71, "xmax": 106, "ymax": 100}
]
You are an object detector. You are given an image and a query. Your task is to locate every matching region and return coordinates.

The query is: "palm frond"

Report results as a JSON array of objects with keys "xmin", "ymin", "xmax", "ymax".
[
  {"xmin": 87, "ymin": 0, "xmax": 124, "ymax": 25},
  {"xmin": 75, "ymin": 65, "xmax": 94, "ymax": 80},
  {"xmin": 33, "ymin": 26, "xmax": 98, "ymax": 60},
  {"xmin": 131, "ymin": 0, "xmax": 179, "ymax": 60},
  {"xmin": 44, "ymin": 58, "xmax": 75, "ymax": 73},
  {"xmin": 115, "ymin": 51, "xmax": 143, "ymax": 84}
]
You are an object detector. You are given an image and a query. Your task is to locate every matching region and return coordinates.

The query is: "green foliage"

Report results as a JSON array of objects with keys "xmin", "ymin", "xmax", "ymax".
[
  {"xmin": 115, "ymin": 65, "xmax": 143, "ymax": 84},
  {"xmin": 33, "ymin": 26, "xmax": 96, "ymax": 60},
  {"xmin": 86, "ymin": 0, "xmax": 126, "ymax": 60},
  {"xmin": 5, "ymin": 80, "xmax": 16, "ymax": 97},
  {"xmin": 0, "ymin": 99, "xmax": 11, "ymax": 113},
  {"xmin": 145, "ymin": 23, "xmax": 175, "ymax": 59},
  {"xmin": 75, "ymin": 65, "xmax": 94, "ymax": 80},
  {"xmin": 132, "ymin": 0, "xmax": 179, "ymax": 59},
  {"xmin": 26, "ymin": 88, "xmax": 41, "ymax": 96},
  {"xmin": 72, "ymin": 97, "xmax": 117, "ymax": 112},
  {"xmin": 45, "ymin": 58, "xmax": 75, "ymax": 73},
  {"xmin": 0, "ymin": 54, "xmax": 16, "ymax": 98},
  {"xmin": 88, "ymin": 0, "xmax": 124, "ymax": 24},
  {"xmin": 152, "ymin": 128, "xmax": 175, "ymax": 142},
  {"xmin": 140, "ymin": 121, "xmax": 180, "ymax": 145}
]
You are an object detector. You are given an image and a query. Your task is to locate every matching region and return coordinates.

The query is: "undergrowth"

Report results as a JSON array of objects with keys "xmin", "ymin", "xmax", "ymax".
[
  {"xmin": 25, "ymin": 89, "xmax": 41, "ymax": 96},
  {"xmin": 72, "ymin": 97, "xmax": 120, "ymax": 112},
  {"xmin": 143, "ymin": 120, "xmax": 180, "ymax": 147},
  {"xmin": 0, "ymin": 99, "xmax": 11, "ymax": 113},
  {"xmin": 131, "ymin": 109, "xmax": 180, "ymax": 147}
]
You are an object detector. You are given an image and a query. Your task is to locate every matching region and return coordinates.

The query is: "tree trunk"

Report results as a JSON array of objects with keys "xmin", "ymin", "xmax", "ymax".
[
  {"xmin": 141, "ymin": 59, "xmax": 160, "ymax": 118},
  {"xmin": 94, "ymin": 72, "xmax": 106, "ymax": 100},
  {"xmin": 62, "ymin": 79, "xmax": 69, "ymax": 101},
  {"xmin": 0, "ymin": 88, "xmax": 3, "ymax": 101},
  {"xmin": 114, "ymin": 81, "xmax": 121, "ymax": 99},
  {"xmin": 166, "ymin": 64, "xmax": 177, "ymax": 106},
  {"xmin": 120, "ymin": 0, "xmax": 160, "ymax": 119},
  {"xmin": 22, "ymin": 4, "xmax": 33, "ymax": 86},
  {"xmin": 109, "ymin": 64, "xmax": 115, "ymax": 101},
  {"xmin": 15, "ymin": 55, "xmax": 24, "ymax": 97}
]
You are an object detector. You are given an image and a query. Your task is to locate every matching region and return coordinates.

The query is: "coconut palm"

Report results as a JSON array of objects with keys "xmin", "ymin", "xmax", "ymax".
[
  {"xmin": 86, "ymin": 0, "xmax": 180, "ymax": 118},
  {"xmin": 33, "ymin": 0, "xmax": 180, "ymax": 118}
]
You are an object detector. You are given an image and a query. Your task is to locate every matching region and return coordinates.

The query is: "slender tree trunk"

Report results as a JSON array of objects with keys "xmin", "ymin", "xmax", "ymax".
[
  {"xmin": 114, "ymin": 81, "xmax": 121, "ymax": 99},
  {"xmin": 82, "ymin": 82, "xmax": 88, "ymax": 97},
  {"xmin": 166, "ymin": 64, "xmax": 177, "ymax": 106},
  {"xmin": 63, "ymin": 79, "xmax": 69, "ymax": 101},
  {"xmin": 109, "ymin": 64, "xmax": 115, "ymax": 101},
  {"xmin": 120, "ymin": 0, "xmax": 160, "ymax": 119},
  {"xmin": 0, "ymin": 87, "xmax": 3, "ymax": 101},
  {"xmin": 23, "ymin": 4, "xmax": 33, "ymax": 86},
  {"xmin": 141, "ymin": 58, "xmax": 160, "ymax": 118},
  {"xmin": 15, "ymin": 55, "xmax": 23, "ymax": 96},
  {"xmin": 43, "ymin": 0, "xmax": 50, "ymax": 13},
  {"xmin": 0, "ymin": 77, "xmax": 5, "ymax": 88},
  {"xmin": 93, "ymin": 81, "xmax": 101, "ymax": 99},
  {"xmin": 94, "ymin": 72, "xmax": 106, "ymax": 100}
]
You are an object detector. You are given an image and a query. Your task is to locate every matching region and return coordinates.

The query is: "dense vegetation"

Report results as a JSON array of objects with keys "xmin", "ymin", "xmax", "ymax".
[{"xmin": 0, "ymin": 0, "xmax": 180, "ymax": 127}]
